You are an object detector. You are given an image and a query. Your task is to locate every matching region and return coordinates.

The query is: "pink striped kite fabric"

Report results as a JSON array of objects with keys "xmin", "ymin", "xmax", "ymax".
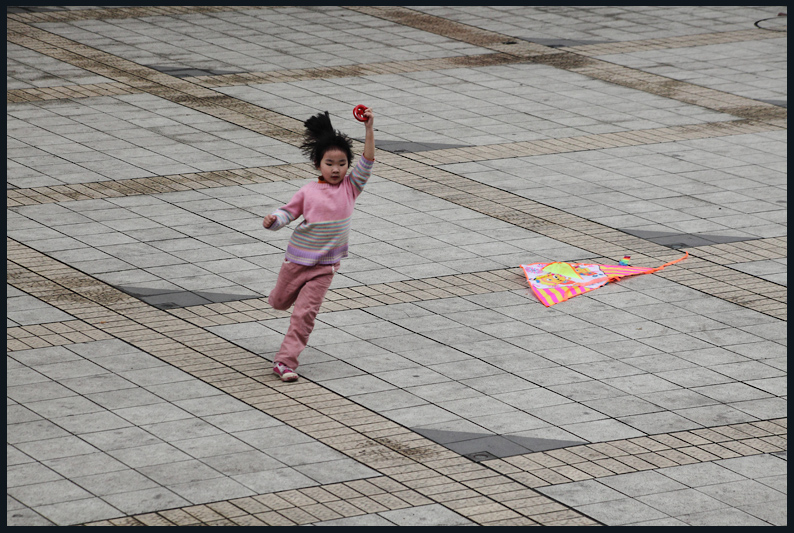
[{"xmin": 521, "ymin": 253, "xmax": 688, "ymax": 307}]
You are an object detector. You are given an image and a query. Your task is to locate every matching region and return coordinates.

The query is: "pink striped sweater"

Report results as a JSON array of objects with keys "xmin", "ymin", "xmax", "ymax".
[{"xmin": 266, "ymin": 156, "xmax": 373, "ymax": 266}]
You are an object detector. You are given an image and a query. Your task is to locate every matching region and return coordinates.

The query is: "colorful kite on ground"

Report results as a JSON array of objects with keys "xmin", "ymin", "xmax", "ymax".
[{"xmin": 521, "ymin": 252, "xmax": 689, "ymax": 307}]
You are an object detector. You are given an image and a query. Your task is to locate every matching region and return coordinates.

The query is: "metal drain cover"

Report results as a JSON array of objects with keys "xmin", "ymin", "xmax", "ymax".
[{"xmin": 464, "ymin": 451, "xmax": 498, "ymax": 462}]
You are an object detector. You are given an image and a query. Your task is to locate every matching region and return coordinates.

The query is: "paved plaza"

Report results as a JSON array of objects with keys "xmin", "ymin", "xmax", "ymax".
[{"xmin": 7, "ymin": 5, "xmax": 787, "ymax": 527}]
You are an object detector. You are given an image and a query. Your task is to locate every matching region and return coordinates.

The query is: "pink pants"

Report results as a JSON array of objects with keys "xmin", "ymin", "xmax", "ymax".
[{"xmin": 268, "ymin": 260, "xmax": 338, "ymax": 370}]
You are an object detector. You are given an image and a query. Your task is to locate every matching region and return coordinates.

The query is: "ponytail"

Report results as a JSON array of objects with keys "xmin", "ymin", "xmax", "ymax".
[{"xmin": 301, "ymin": 111, "xmax": 354, "ymax": 168}]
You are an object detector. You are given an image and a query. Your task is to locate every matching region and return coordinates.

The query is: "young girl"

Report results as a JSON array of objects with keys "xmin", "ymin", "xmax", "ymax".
[{"xmin": 263, "ymin": 108, "xmax": 375, "ymax": 382}]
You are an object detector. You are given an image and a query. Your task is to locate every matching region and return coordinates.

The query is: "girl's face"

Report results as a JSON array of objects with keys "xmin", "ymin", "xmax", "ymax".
[{"xmin": 318, "ymin": 148, "xmax": 348, "ymax": 185}]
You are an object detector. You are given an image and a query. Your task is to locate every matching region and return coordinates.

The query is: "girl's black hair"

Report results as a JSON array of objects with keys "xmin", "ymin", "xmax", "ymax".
[{"xmin": 301, "ymin": 111, "xmax": 354, "ymax": 169}]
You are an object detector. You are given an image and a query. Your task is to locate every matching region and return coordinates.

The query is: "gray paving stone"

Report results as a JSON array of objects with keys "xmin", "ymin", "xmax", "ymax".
[
  {"xmin": 531, "ymin": 401, "xmax": 609, "ymax": 425},
  {"xmin": 349, "ymin": 388, "xmax": 427, "ymax": 412},
  {"xmin": 137, "ymin": 459, "xmax": 225, "ymax": 486},
  {"xmin": 746, "ymin": 375, "xmax": 786, "ymax": 397},
  {"xmin": 170, "ymin": 434, "xmax": 255, "ymax": 459},
  {"xmin": 7, "ymin": 367, "xmax": 52, "ymax": 387},
  {"xmin": 637, "ymin": 488, "xmax": 731, "ymax": 516},
  {"xmin": 716, "ymin": 454, "xmax": 788, "ymax": 480},
  {"xmin": 730, "ymin": 397, "xmax": 788, "ymax": 419},
  {"xmin": 172, "ymin": 395, "xmax": 253, "ymax": 417},
  {"xmin": 7, "ymin": 506, "xmax": 56, "ymax": 526},
  {"xmin": 683, "ymin": 507, "xmax": 773, "ymax": 527},
  {"xmin": 438, "ymin": 395, "xmax": 518, "ymax": 418},
  {"xmin": 115, "ymin": 366, "xmax": 196, "ymax": 387},
  {"xmin": 73, "ymin": 469, "xmax": 159, "ymax": 496},
  {"xmin": 101, "ymin": 487, "xmax": 191, "ymax": 516},
  {"xmin": 320, "ymin": 373, "xmax": 398, "ymax": 397},
  {"xmin": 7, "ymin": 405, "xmax": 43, "ymax": 425},
  {"xmin": 619, "ymin": 411, "xmax": 702, "ymax": 434},
  {"xmin": 725, "ymin": 340, "xmax": 787, "ymax": 360},
  {"xmin": 316, "ymin": 514, "xmax": 397, "ymax": 526},
  {"xmin": 654, "ymin": 367, "xmax": 734, "ymax": 388},
  {"xmin": 738, "ymin": 499, "xmax": 788, "ymax": 526},
  {"xmin": 90, "ymin": 352, "xmax": 168, "ymax": 373},
  {"xmin": 602, "ymin": 373, "xmax": 681, "ymax": 395},
  {"xmin": 467, "ymin": 409, "xmax": 550, "ymax": 435},
  {"xmin": 295, "ymin": 457, "xmax": 380, "ymax": 485},
  {"xmin": 168, "ymin": 477, "xmax": 255, "ymax": 505},
  {"xmin": 201, "ymin": 450, "xmax": 286, "ymax": 477},
  {"xmin": 7, "ymin": 462, "xmax": 64, "ymax": 488},
  {"xmin": 51, "ymin": 411, "xmax": 133, "ymax": 435},
  {"xmin": 658, "ymin": 461, "xmax": 748, "ymax": 488},
  {"xmin": 6, "ymin": 445, "xmax": 35, "ymax": 468},
  {"xmin": 41, "ymin": 452, "xmax": 129, "ymax": 479},
  {"xmin": 232, "ymin": 466, "xmax": 319, "ymax": 494},
  {"xmin": 494, "ymin": 387, "xmax": 573, "ymax": 410},
  {"xmin": 539, "ymin": 479, "xmax": 626, "ymax": 506},
  {"xmin": 575, "ymin": 497, "xmax": 670, "ymax": 526},
  {"xmin": 8, "ymin": 479, "xmax": 94, "ymax": 508},
  {"xmin": 697, "ymin": 479, "xmax": 786, "ymax": 508},
  {"xmin": 34, "ymin": 497, "xmax": 125, "ymax": 527},
  {"xmin": 710, "ymin": 360, "xmax": 785, "ymax": 381},
  {"xmin": 32, "ymin": 360, "xmax": 111, "ymax": 381},
  {"xmin": 15, "ymin": 436, "xmax": 99, "ymax": 462},
  {"xmin": 582, "ymin": 395, "xmax": 664, "ymax": 417},
  {"xmin": 106, "ymin": 442, "xmax": 193, "ymax": 469},
  {"xmin": 378, "ymin": 503, "xmax": 473, "ymax": 526},
  {"xmin": 675, "ymin": 346, "xmax": 750, "ymax": 366},
  {"xmin": 563, "ymin": 418, "xmax": 645, "ymax": 442},
  {"xmin": 10, "ymin": 346, "xmax": 77, "ymax": 367},
  {"xmin": 382, "ymin": 403, "xmax": 463, "ymax": 428},
  {"xmin": 639, "ymin": 389, "xmax": 720, "ymax": 410},
  {"xmin": 691, "ymin": 382, "xmax": 774, "ymax": 403},
  {"xmin": 7, "ymin": 380, "xmax": 76, "ymax": 403},
  {"xmin": 628, "ymin": 516, "xmax": 689, "ymax": 526},
  {"xmin": 347, "ymin": 352, "xmax": 418, "ymax": 373},
  {"xmin": 84, "ymin": 387, "xmax": 162, "ymax": 410},
  {"xmin": 600, "ymin": 470, "xmax": 689, "ymax": 497}
]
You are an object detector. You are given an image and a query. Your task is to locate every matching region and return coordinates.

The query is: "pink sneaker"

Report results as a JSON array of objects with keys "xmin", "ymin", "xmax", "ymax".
[{"xmin": 273, "ymin": 362, "xmax": 298, "ymax": 382}]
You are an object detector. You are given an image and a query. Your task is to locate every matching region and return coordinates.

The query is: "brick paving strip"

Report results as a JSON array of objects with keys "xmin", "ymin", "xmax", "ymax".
[
  {"xmin": 5, "ymin": 236, "xmax": 594, "ymax": 526},
  {"xmin": 6, "ymin": 163, "xmax": 320, "ymax": 207},
  {"xmin": 560, "ymin": 28, "xmax": 785, "ymax": 56},
  {"xmin": 161, "ymin": 236, "xmax": 788, "ymax": 327},
  {"xmin": 8, "ymin": 238, "xmax": 783, "ymax": 346},
  {"xmin": 8, "ymin": 27, "xmax": 782, "ymax": 104},
  {"xmin": 80, "ymin": 419, "xmax": 786, "ymax": 526},
  {"xmin": 6, "ymin": 5, "xmax": 276, "ymax": 23},
  {"xmin": 7, "ymin": 318, "xmax": 114, "ymax": 352},
  {"xmin": 6, "ymin": 6, "xmax": 787, "ymax": 128},
  {"xmin": 5, "ymin": 120, "xmax": 781, "ymax": 207},
  {"xmin": 6, "ymin": 81, "xmax": 138, "ymax": 103},
  {"xmin": 6, "ymin": 13, "xmax": 787, "ymax": 320},
  {"xmin": 6, "ymin": 238, "xmax": 786, "ymax": 526},
  {"xmin": 5, "ymin": 8, "xmax": 787, "ymax": 525},
  {"xmin": 346, "ymin": 6, "xmax": 786, "ymax": 126}
]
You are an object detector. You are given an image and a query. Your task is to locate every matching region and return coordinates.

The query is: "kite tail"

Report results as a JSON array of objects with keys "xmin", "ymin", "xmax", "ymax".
[
  {"xmin": 648, "ymin": 250, "xmax": 689, "ymax": 273},
  {"xmin": 603, "ymin": 250, "xmax": 689, "ymax": 284}
]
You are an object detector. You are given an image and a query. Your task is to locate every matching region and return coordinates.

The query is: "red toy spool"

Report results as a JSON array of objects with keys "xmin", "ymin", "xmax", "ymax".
[{"xmin": 353, "ymin": 104, "xmax": 368, "ymax": 122}]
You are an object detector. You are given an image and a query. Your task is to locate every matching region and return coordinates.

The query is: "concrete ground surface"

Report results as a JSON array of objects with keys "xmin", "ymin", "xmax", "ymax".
[{"xmin": 7, "ymin": 5, "xmax": 787, "ymax": 527}]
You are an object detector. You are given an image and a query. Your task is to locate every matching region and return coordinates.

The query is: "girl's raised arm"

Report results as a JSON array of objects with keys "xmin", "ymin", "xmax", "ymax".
[{"xmin": 362, "ymin": 107, "xmax": 375, "ymax": 161}]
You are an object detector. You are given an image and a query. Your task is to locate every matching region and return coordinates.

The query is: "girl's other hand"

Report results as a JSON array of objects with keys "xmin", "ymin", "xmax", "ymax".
[{"xmin": 263, "ymin": 214, "xmax": 276, "ymax": 228}]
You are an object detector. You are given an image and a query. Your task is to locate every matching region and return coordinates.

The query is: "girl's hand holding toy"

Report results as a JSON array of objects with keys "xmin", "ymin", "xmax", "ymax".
[{"xmin": 353, "ymin": 104, "xmax": 373, "ymax": 126}]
